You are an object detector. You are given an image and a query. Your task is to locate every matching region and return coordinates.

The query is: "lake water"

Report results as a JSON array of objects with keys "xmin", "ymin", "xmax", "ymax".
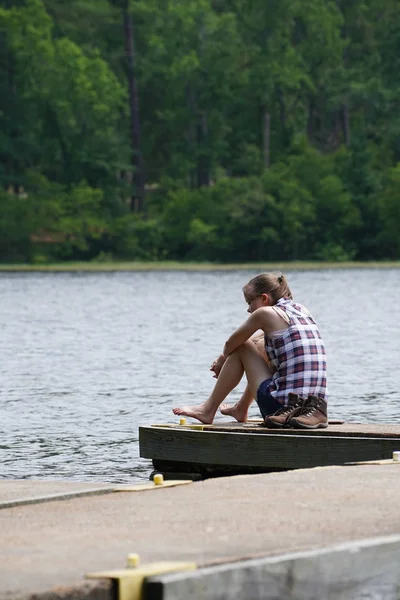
[{"xmin": 1, "ymin": 268, "xmax": 399, "ymax": 484}]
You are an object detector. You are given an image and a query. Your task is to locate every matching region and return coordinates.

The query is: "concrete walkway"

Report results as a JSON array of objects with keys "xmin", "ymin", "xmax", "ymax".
[{"xmin": 2, "ymin": 463, "xmax": 400, "ymax": 600}]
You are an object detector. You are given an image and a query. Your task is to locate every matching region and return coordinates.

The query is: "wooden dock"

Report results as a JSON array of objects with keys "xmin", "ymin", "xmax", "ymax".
[{"xmin": 139, "ymin": 420, "xmax": 400, "ymax": 479}]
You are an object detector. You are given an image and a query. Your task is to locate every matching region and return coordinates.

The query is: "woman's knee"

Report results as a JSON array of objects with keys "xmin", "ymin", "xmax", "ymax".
[{"xmin": 235, "ymin": 340, "xmax": 258, "ymax": 356}]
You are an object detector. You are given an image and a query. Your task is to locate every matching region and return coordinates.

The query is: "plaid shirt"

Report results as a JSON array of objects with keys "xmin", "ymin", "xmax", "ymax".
[{"xmin": 265, "ymin": 297, "xmax": 327, "ymax": 405}]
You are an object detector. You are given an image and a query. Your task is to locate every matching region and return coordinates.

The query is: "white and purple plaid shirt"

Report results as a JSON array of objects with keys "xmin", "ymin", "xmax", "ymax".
[{"xmin": 265, "ymin": 297, "xmax": 327, "ymax": 405}]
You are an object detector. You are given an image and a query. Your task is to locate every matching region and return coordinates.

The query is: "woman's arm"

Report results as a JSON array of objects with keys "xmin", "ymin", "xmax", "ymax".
[
  {"xmin": 222, "ymin": 307, "xmax": 285, "ymax": 358},
  {"xmin": 222, "ymin": 311, "xmax": 262, "ymax": 358},
  {"xmin": 211, "ymin": 330, "xmax": 268, "ymax": 379}
]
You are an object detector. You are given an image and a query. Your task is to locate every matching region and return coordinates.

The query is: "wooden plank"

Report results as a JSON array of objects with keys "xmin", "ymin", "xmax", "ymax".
[
  {"xmin": 210, "ymin": 422, "xmax": 400, "ymax": 438},
  {"xmin": 151, "ymin": 422, "xmax": 400, "ymax": 438},
  {"xmin": 139, "ymin": 426, "xmax": 400, "ymax": 470}
]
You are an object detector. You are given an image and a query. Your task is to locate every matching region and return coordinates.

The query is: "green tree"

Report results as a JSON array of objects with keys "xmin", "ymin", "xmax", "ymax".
[
  {"xmin": 131, "ymin": 0, "xmax": 241, "ymax": 187},
  {"xmin": 0, "ymin": 0, "xmax": 128, "ymax": 191},
  {"xmin": 376, "ymin": 164, "xmax": 400, "ymax": 258}
]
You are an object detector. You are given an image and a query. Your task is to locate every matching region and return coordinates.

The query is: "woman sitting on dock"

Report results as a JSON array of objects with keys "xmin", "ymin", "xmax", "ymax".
[{"xmin": 173, "ymin": 272, "xmax": 328, "ymax": 429}]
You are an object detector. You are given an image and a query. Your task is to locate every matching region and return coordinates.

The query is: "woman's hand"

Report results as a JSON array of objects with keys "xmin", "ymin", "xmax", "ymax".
[{"xmin": 210, "ymin": 354, "xmax": 226, "ymax": 378}]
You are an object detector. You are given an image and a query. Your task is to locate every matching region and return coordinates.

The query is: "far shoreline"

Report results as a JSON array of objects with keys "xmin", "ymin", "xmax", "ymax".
[{"xmin": 0, "ymin": 260, "xmax": 400, "ymax": 272}]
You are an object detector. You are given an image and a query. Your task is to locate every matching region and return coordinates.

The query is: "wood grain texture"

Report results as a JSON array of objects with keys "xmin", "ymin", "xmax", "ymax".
[
  {"xmin": 152, "ymin": 422, "xmax": 400, "ymax": 438},
  {"xmin": 139, "ymin": 426, "xmax": 400, "ymax": 470}
]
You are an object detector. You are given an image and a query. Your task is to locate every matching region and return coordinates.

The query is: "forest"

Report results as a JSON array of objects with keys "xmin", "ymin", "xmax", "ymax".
[{"xmin": 1, "ymin": 0, "xmax": 400, "ymax": 263}]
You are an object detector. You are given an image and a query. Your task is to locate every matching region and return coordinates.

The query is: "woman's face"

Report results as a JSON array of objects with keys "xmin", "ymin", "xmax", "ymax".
[{"xmin": 245, "ymin": 289, "xmax": 270, "ymax": 314}]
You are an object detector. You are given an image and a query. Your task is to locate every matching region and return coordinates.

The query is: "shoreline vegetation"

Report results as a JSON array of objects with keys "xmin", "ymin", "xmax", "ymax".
[
  {"xmin": 2, "ymin": 2, "xmax": 400, "ymax": 267},
  {"xmin": 0, "ymin": 260, "xmax": 400, "ymax": 273}
]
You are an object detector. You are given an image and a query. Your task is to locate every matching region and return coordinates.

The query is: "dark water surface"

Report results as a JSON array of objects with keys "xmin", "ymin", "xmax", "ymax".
[{"xmin": 1, "ymin": 268, "xmax": 399, "ymax": 483}]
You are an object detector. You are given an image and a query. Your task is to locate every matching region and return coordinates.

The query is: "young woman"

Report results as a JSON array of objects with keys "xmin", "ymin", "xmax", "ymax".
[{"xmin": 173, "ymin": 272, "xmax": 328, "ymax": 428}]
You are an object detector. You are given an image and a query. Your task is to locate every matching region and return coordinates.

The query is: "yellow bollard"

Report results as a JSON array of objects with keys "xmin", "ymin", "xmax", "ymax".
[
  {"xmin": 126, "ymin": 553, "xmax": 140, "ymax": 568},
  {"xmin": 153, "ymin": 473, "xmax": 164, "ymax": 486},
  {"xmin": 179, "ymin": 417, "xmax": 187, "ymax": 425}
]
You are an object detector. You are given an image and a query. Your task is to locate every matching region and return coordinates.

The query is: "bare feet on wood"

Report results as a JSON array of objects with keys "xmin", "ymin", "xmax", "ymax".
[
  {"xmin": 219, "ymin": 403, "xmax": 248, "ymax": 423},
  {"xmin": 172, "ymin": 404, "xmax": 215, "ymax": 424}
]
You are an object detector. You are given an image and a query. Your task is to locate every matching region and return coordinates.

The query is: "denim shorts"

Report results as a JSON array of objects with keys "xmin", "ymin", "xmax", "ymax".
[{"xmin": 256, "ymin": 378, "xmax": 282, "ymax": 419}]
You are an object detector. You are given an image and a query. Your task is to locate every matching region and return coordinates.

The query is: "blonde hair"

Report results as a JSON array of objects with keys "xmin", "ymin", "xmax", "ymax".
[{"xmin": 243, "ymin": 272, "xmax": 292, "ymax": 305}]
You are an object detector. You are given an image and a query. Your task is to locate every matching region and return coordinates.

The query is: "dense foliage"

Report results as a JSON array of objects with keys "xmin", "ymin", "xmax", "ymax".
[{"xmin": 1, "ymin": 0, "xmax": 400, "ymax": 262}]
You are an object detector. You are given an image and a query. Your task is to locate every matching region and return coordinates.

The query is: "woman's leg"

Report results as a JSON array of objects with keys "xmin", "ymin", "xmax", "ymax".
[
  {"xmin": 220, "ymin": 336, "xmax": 271, "ymax": 422},
  {"xmin": 220, "ymin": 383, "xmax": 254, "ymax": 422},
  {"xmin": 172, "ymin": 341, "xmax": 272, "ymax": 424}
]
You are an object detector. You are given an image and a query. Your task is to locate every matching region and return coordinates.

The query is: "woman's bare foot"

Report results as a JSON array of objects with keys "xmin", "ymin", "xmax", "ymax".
[
  {"xmin": 172, "ymin": 403, "xmax": 216, "ymax": 424},
  {"xmin": 219, "ymin": 403, "xmax": 248, "ymax": 423}
]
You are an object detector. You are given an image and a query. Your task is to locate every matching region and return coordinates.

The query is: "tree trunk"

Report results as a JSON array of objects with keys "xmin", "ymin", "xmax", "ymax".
[
  {"xmin": 46, "ymin": 106, "xmax": 72, "ymax": 183},
  {"xmin": 263, "ymin": 108, "xmax": 270, "ymax": 170},
  {"xmin": 186, "ymin": 84, "xmax": 197, "ymax": 189},
  {"xmin": 334, "ymin": 0, "xmax": 351, "ymax": 149},
  {"xmin": 342, "ymin": 103, "xmax": 351, "ymax": 147},
  {"xmin": 122, "ymin": 4, "xmax": 145, "ymax": 212},
  {"xmin": 278, "ymin": 88, "xmax": 286, "ymax": 127},
  {"xmin": 341, "ymin": 42, "xmax": 351, "ymax": 148},
  {"xmin": 195, "ymin": 19, "xmax": 210, "ymax": 188},
  {"xmin": 307, "ymin": 97, "xmax": 314, "ymax": 142},
  {"xmin": 278, "ymin": 87, "xmax": 289, "ymax": 151},
  {"xmin": 196, "ymin": 112, "xmax": 210, "ymax": 187},
  {"xmin": 2, "ymin": 47, "xmax": 15, "ymax": 179}
]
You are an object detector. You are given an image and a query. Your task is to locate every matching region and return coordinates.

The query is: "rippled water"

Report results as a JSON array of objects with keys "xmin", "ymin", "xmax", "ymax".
[{"xmin": 1, "ymin": 268, "xmax": 399, "ymax": 483}]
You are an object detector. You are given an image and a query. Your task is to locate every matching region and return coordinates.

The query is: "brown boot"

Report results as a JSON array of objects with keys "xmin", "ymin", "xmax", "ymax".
[
  {"xmin": 289, "ymin": 395, "xmax": 328, "ymax": 429},
  {"xmin": 265, "ymin": 393, "xmax": 305, "ymax": 428}
]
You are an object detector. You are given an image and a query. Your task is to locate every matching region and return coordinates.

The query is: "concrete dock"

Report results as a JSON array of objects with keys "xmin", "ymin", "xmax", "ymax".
[{"xmin": 2, "ymin": 461, "xmax": 400, "ymax": 600}]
